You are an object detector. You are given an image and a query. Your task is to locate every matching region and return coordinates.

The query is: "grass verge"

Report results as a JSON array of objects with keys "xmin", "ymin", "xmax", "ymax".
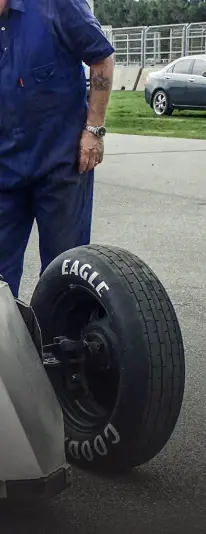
[{"xmin": 106, "ymin": 91, "xmax": 206, "ymax": 139}]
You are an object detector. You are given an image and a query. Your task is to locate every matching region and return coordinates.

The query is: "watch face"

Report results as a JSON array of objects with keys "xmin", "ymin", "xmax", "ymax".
[{"xmin": 98, "ymin": 127, "xmax": 106, "ymax": 137}]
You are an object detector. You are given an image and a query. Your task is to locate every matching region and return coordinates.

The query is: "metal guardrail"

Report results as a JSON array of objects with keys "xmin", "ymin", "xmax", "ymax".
[
  {"xmin": 144, "ymin": 24, "xmax": 186, "ymax": 66},
  {"xmin": 101, "ymin": 22, "xmax": 206, "ymax": 67},
  {"xmin": 186, "ymin": 22, "xmax": 206, "ymax": 55},
  {"xmin": 111, "ymin": 27, "xmax": 145, "ymax": 66}
]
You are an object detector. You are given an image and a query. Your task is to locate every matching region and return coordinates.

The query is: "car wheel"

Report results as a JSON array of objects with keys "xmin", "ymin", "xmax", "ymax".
[
  {"xmin": 153, "ymin": 90, "xmax": 173, "ymax": 116},
  {"xmin": 31, "ymin": 245, "xmax": 185, "ymax": 473}
]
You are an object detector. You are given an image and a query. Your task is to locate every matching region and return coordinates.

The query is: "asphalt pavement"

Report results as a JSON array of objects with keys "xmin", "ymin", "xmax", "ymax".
[{"xmin": 1, "ymin": 134, "xmax": 206, "ymax": 533}]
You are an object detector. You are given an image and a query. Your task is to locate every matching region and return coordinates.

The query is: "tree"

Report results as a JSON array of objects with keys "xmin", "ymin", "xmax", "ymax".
[
  {"xmin": 94, "ymin": 0, "xmax": 135, "ymax": 27},
  {"xmin": 94, "ymin": 0, "xmax": 206, "ymax": 27}
]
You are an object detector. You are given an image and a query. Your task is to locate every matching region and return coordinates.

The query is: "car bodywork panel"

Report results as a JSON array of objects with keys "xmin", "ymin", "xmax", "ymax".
[{"xmin": 0, "ymin": 281, "xmax": 71, "ymax": 499}]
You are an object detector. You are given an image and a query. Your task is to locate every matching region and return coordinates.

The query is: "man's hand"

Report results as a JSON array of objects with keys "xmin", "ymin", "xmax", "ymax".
[{"xmin": 79, "ymin": 130, "xmax": 104, "ymax": 174}]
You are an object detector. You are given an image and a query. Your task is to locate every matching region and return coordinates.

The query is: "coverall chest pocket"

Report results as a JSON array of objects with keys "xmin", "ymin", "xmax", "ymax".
[
  {"xmin": 33, "ymin": 62, "xmax": 55, "ymax": 83},
  {"xmin": 29, "ymin": 61, "xmax": 74, "ymax": 114}
]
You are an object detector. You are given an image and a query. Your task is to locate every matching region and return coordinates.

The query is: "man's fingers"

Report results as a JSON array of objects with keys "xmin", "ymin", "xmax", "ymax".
[
  {"xmin": 98, "ymin": 139, "xmax": 104, "ymax": 164},
  {"xmin": 79, "ymin": 149, "xmax": 100, "ymax": 173},
  {"xmin": 86, "ymin": 153, "xmax": 98, "ymax": 172},
  {"xmin": 79, "ymin": 150, "xmax": 89, "ymax": 174},
  {"xmin": 99, "ymin": 151, "xmax": 104, "ymax": 164}
]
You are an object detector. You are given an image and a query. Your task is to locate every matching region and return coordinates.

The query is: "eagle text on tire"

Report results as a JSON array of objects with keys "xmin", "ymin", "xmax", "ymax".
[{"xmin": 62, "ymin": 259, "xmax": 109, "ymax": 297}]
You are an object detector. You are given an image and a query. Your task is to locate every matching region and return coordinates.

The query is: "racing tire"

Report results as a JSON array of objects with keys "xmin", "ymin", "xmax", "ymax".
[
  {"xmin": 31, "ymin": 245, "xmax": 185, "ymax": 472},
  {"xmin": 152, "ymin": 90, "xmax": 173, "ymax": 116}
]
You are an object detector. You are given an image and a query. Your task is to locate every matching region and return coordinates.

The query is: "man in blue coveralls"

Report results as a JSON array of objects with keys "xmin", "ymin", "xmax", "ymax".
[{"xmin": 0, "ymin": 0, "xmax": 114, "ymax": 297}]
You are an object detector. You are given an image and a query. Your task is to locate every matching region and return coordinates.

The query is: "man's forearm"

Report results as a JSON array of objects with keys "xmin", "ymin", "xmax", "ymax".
[{"xmin": 87, "ymin": 55, "xmax": 114, "ymax": 126}]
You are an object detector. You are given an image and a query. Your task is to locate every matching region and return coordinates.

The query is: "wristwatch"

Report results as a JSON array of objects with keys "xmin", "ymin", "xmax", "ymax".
[{"xmin": 85, "ymin": 125, "xmax": 106, "ymax": 138}]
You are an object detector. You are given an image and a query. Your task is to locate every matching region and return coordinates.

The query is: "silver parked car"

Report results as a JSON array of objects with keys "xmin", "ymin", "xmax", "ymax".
[{"xmin": 145, "ymin": 55, "xmax": 206, "ymax": 116}]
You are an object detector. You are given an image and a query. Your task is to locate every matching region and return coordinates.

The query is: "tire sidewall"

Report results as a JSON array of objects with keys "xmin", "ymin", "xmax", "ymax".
[{"xmin": 31, "ymin": 246, "xmax": 149, "ymax": 469}]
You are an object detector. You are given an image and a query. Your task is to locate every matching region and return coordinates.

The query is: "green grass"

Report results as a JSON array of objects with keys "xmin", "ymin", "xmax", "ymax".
[{"xmin": 106, "ymin": 91, "xmax": 206, "ymax": 139}]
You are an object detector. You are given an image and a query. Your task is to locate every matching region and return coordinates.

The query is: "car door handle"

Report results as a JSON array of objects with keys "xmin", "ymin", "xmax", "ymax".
[
  {"xmin": 165, "ymin": 75, "xmax": 171, "ymax": 79},
  {"xmin": 188, "ymin": 78, "xmax": 195, "ymax": 82}
]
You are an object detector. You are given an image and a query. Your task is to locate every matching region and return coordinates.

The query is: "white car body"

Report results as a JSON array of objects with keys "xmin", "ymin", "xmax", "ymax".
[{"xmin": 0, "ymin": 281, "xmax": 70, "ymax": 499}]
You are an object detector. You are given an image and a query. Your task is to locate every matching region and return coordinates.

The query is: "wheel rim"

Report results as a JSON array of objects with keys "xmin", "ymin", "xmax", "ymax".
[
  {"xmin": 46, "ymin": 286, "xmax": 120, "ymax": 434},
  {"xmin": 154, "ymin": 92, "xmax": 167, "ymax": 115}
]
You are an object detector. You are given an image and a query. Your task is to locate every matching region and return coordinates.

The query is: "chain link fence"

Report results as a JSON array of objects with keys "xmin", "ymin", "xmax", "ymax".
[
  {"xmin": 186, "ymin": 22, "xmax": 206, "ymax": 55},
  {"xmin": 103, "ymin": 27, "xmax": 145, "ymax": 66},
  {"xmin": 144, "ymin": 24, "xmax": 186, "ymax": 66},
  {"xmin": 103, "ymin": 22, "xmax": 206, "ymax": 67}
]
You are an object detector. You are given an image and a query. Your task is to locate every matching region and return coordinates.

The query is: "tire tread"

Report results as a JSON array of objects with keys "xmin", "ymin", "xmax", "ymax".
[{"xmin": 87, "ymin": 245, "xmax": 184, "ymax": 465}]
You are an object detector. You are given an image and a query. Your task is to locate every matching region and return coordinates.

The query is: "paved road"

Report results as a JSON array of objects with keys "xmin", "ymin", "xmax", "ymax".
[{"xmin": 1, "ymin": 135, "xmax": 206, "ymax": 533}]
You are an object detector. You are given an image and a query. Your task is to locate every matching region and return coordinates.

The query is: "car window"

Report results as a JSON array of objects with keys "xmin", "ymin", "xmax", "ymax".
[
  {"xmin": 192, "ymin": 58, "xmax": 206, "ymax": 76},
  {"xmin": 166, "ymin": 65, "xmax": 174, "ymax": 73},
  {"xmin": 173, "ymin": 59, "xmax": 192, "ymax": 74}
]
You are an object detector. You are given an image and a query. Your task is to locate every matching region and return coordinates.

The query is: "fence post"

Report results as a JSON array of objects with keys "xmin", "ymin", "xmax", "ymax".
[
  {"xmin": 126, "ymin": 34, "xmax": 129, "ymax": 66},
  {"xmin": 144, "ymin": 26, "xmax": 149, "ymax": 67},
  {"xmin": 184, "ymin": 23, "xmax": 189, "ymax": 56},
  {"xmin": 141, "ymin": 27, "xmax": 146, "ymax": 67}
]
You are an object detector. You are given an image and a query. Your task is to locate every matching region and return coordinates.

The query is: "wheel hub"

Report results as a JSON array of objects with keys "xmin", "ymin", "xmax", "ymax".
[
  {"xmin": 43, "ymin": 320, "xmax": 113, "ymax": 397},
  {"xmin": 154, "ymin": 92, "xmax": 166, "ymax": 115},
  {"xmin": 84, "ymin": 324, "xmax": 112, "ymax": 371}
]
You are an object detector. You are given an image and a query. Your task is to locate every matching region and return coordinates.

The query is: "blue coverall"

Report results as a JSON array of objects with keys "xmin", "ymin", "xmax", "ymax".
[{"xmin": 0, "ymin": 0, "xmax": 114, "ymax": 296}]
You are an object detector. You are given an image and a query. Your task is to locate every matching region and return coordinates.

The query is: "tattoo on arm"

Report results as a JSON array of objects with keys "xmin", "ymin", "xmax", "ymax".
[{"xmin": 91, "ymin": 70, "xmax": 112, "ymax": 91}]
